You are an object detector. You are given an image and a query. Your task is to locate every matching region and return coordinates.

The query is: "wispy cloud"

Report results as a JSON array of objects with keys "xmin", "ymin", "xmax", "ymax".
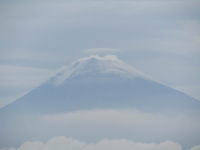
[
  {"xmin": 0, "ymin": 65, "xmax": 54, "ymax": 88},
  {"xmin": 84, "ymin": 48, "xmax": 121, "ymax": 54}
]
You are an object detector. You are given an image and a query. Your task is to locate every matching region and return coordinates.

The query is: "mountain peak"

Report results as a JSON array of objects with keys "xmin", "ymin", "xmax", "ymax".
[
  {"xmin": 49, "ymin": 55, "xmax": 146, "ymax": 85},
  {"xmin": 77, "ymin": 55, "xmax": 119, "ymax": 62}
]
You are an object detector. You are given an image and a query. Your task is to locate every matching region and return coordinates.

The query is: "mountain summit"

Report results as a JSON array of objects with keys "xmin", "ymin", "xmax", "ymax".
[
  {"xmin": 1, "ymin": 55, "xmax": 200, "ymax": 115},
  {"xmin": 49, "ymin": 55, "xmax": 145, "ymax": 86}
]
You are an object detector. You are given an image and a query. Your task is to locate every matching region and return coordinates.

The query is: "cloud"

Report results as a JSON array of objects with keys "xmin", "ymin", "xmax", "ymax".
[
  {"xmin": 1, "ymin": 109, "xmax": 200, "ymax": 149},
  {"xmin": 1, "ymin": 136, "xmax": 183, "ymax": 150},
  {"xmin": 0, "ymin": 65, "xmax": 54, "ymax": 88},
  {"xmin": 43, "ymin": 109, "xmax": 200, "ymax": 126},
  {"xmin": 2, "ymin": 136, "xmax": 200, "ymax": 150},
  {"xmin": 84, "ymin": 48, "xmax": 121, "ymax": 54},
  {"xmin": 190, "ymin": 145, "xmax": 200, "ymax": 150},
  {"xmin": 42, "ymin": 109, "xmax": 200, "ymax": 148}
]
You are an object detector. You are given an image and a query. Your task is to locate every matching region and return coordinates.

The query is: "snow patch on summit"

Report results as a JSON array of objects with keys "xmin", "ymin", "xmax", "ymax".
[{"xmin": 49, "ymin": 55, "xmax": 147, "ymax": 86}]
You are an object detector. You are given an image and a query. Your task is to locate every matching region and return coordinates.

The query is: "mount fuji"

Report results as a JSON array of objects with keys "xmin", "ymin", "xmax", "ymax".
[
  {"xmin": 1, "ymin": 55, "xmax": 200, "ymax": 149},
  {"xmin": 1, "ymin": 55, "xmax": 200, "ymax": 115}
]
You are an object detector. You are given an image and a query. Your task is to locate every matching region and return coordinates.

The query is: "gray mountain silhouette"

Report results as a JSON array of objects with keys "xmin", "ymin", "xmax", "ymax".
[{"xmin": 1, "ymin": 55, "xmax": 199, "ymax": 115}]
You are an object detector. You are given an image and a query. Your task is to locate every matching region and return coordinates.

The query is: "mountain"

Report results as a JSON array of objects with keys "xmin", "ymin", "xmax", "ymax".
[
  {"xmin": 1, "ymin": 55, "xmax": 200, "ymax": 149},
  {"xmin": 1, "ymin": 55, "xmax": 200, "ymax": 115}
]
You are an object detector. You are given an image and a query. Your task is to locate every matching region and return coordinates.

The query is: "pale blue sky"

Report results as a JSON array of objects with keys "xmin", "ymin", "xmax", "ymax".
[{"xmin": 0, "ymin": 0, "xmax": 200, "ymax": 107}]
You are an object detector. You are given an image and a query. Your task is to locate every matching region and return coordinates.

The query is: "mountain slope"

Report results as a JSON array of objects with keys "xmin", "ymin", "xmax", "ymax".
[{"xmin": 1, "ymin": 55, "xmax": 200, "ymax": 115}]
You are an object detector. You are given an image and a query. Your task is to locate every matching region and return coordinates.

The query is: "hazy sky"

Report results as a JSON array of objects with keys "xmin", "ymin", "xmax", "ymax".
[{"xmin": 0, "ymin": 0, "xmax": 200, "ymax": 107}]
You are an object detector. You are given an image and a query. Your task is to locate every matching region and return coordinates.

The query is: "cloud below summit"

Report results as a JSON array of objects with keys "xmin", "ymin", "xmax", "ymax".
[
  {"xmin": 0, "ymin": 137, "xmax": 183, "ymax": 150},
  {"xmin": 2, "ymin": 109, "xmax": 199, "ymax": 148}
]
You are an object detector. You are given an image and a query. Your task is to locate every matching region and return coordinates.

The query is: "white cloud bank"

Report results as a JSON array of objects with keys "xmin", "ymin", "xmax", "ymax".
[
  {"xmin": 1, "ymin": 109, "xmax": 200, "ymax": 149},
  {"xmin": 1, "ymin": 136, "xmax": 200, "ymax": 150}
]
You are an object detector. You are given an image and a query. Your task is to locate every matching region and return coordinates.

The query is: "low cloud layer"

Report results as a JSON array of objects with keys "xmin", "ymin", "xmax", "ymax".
[
  {"xmin": 1, "ymin": 109, "xmax": 200, "ymax": 149},
  {"xmin": 43, "ymin": 109, "xmax": 200, "ymax": 134},
  {"xmin": 1, "ymin": 136, "xmax": 200, "ymax": 150}
]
